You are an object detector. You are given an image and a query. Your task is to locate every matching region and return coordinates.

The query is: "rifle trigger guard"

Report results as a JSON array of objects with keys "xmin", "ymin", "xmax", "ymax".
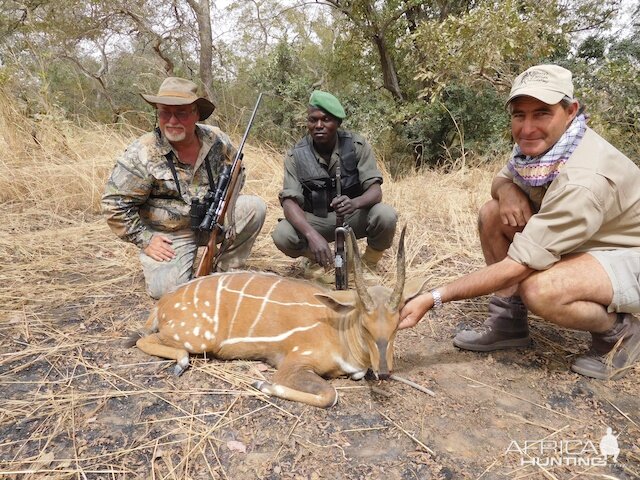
[
  {"xmin": 210, "ymin": 223, "xmax": 225, "ymax": 241},
  {"xmin": 335, "ymin": 226, "xmax": 350, "ymax": 236}
]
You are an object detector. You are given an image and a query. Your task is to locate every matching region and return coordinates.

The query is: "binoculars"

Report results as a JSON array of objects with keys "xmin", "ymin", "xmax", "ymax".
[{"xmin": 190, "ymin": 195, "xmax": 214, "ymax": 246}]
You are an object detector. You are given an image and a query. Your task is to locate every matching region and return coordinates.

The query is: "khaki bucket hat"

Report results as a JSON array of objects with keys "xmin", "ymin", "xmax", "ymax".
[
  {"xmin": 507, "ymin": 65, "xmax": 574, "ymax": 105},
  {"xmin": 141, "ymin": 77, "xmax": 215, "ymax": 121}
]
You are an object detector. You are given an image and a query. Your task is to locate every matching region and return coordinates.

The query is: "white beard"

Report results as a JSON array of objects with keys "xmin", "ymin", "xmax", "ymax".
[{"xmin": 163, "ymin": 128, "xmax": 186, "ymax": 142}]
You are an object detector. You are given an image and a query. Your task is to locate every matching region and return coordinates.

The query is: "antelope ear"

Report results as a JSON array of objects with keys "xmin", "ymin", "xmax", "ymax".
[
  {"xmin": 401, "ymin": 278, "xmax": 430, "ymax": 306},
  {"xmin": 314, "ymin": 291, "xmax": 358, "ymax": 315}
]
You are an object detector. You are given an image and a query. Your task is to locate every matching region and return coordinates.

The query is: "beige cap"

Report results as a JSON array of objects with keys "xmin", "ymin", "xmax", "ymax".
[
  {"xmin": 141, "ymin": 77, "xmax": 215, "ymax": 121},
  {"xmin": 507, "ymin": 65, "xmax": 573, "ymax": 105}
]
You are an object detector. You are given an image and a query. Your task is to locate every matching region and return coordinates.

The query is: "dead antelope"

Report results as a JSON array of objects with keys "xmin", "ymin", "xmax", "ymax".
[{"xmin": 132, "ymin": 228, "xmax": 426, "ymax": 408}]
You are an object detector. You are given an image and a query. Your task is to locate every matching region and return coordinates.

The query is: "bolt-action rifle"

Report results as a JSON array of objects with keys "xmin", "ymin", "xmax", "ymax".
[
  {"xmin": 192, "ymin": 93, "xmax": 263, "ymax": 277},
  {"xmin": 334, "ymin": 165, "xmax": 349, "ymax": 290}
]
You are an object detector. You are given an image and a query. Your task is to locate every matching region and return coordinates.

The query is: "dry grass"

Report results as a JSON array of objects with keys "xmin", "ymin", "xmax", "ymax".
[{"xmin": 1, "ymin": 90, "xmax": 638, "ymax": 479}]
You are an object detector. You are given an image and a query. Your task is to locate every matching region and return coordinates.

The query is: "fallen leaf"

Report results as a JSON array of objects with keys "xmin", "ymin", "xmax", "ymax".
[{"xmin": 227, "ymin": 440, "xmax": 247, "ymax": 453}]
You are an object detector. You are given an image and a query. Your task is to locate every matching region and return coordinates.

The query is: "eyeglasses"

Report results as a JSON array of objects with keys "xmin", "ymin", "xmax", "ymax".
[{"xmin": 157, "ymin": 108, "xmax": 197, "ymax": 121}]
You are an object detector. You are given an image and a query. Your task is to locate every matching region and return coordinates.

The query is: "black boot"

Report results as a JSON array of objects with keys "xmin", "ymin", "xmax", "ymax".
[
  {"xmin": 453, "ymin": 296, "xmax": 531, "ymax": 352},
  {"xmin": 571, "ymin": 313, "xmax": 640, "ymax": 380}
]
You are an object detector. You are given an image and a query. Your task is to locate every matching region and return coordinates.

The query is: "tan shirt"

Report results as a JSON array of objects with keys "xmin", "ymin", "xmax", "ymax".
[{"xmin": 497, "ymin": 128, "xmax": 640, "ymax": 270}]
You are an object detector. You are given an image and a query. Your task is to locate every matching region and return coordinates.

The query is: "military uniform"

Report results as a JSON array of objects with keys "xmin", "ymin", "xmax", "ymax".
[
  {"xmin": 272, "ymin": 130, "xmax": 397, "ymax": 258},
  {"xmin": 102, "ymin": 125, "xmax": 266, "ymax": 298}
]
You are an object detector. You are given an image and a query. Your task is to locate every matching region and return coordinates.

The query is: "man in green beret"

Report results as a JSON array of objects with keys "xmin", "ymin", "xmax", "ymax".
[{"xmin": 272, "ymin": 90, "xmax": 397, "ymax": 281}]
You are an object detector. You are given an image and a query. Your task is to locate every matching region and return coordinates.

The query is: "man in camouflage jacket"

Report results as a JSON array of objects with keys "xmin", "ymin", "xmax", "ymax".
[{"xmin": 102, "ymin": 77, "xmax": 266, "ymax": 298}]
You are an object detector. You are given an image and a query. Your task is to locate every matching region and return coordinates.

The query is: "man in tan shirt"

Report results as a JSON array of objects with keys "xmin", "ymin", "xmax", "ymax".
[{"xmin": 400, "ymin": 65, "xmax": 640, "ymax": 380}]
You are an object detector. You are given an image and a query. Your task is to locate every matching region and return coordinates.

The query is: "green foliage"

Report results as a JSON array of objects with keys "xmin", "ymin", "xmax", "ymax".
[
  {"xmin": 237, "ymin": 40, "xmax": 315, "ymax": 146},
  {"xmin": 385, "ymin": 83, "xmax": 510, "ymax": 169},
  {"xmin": 576, "ymin": 35, "xmax": 607, "ymax": 61},
  {"xmin": 570, "ymin": 29, "xmax": 640, "ymax": 160},
  {"xmin": 412, "ymin": 1, "xmax": 564, "ymax": 99},
  {"xmin": 380, "ymin": 0, "xmax": 564, "ymax": 167},
  {"xmin": 0, "ymin": 0, "xmax": 637, "ymax": 174}
]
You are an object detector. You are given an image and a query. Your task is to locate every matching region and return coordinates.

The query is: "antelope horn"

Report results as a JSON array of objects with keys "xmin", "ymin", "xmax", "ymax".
[
  {"xmin": 348, "ymin": 229, "xmax": 374, "ymax": 311},
  {"xmin": 388, "ymin": 226, "xmax": 406, "ymax": 311}
]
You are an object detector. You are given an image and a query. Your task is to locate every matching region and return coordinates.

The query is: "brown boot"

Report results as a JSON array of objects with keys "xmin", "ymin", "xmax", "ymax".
[
  {"xmin": 571, "ymin": 313, "xmax": 640, "ymax": 380},
  {"xmin": 362, "ymin": 246, "xmax": 384, "ymax": 270},
  {"xmin": 453, "ymin": 296, "xmax": 532, "ymax": 351}
]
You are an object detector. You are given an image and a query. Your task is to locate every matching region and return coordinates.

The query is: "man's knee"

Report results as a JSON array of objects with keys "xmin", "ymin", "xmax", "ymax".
[
  {"xmin": 366, "ymin": 203, "xmax": 397, "ymax": 250},
  {"xmin": 143, "ymin": 267, "xmax": 188, "ymax": 299},
  {"xmin": 140, "ymin": 251, "xmax": 192, "ymax": 299},
  {"xmin": 519, "ymin": 272, "xmax": 558, "ymax": 315},
  {"xmin": 238, "ymin": 195, "xmax": 267, "ymax": 232},
  {"xmin": 271, "ymin": 219, "xmax": 304, "ymax": 257},
  {"xmin": 478, "ymin": 199, "xmax": 501, "ymax": 234},
  {"xmin": 478, "ymin": 199, "xmax": 523, "ymax": 249},
  {"xmin": 369, "ymin": 203, "xmax": 398, "ymax": 230},
  {"xmin": 145, "ymin": 278, "xmax": 174, "ymax": 299}
]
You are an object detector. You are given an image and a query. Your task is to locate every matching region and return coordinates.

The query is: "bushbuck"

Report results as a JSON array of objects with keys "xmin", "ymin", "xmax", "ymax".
[{"xmin": 131, "ymin": 228, "xmax": 427, "ymax": 407}]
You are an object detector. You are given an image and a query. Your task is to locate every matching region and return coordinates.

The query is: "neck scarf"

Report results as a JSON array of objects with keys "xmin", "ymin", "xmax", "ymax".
[{"xmin": 507, "ymin": 114, "xmax": 587, "ymax": 187}]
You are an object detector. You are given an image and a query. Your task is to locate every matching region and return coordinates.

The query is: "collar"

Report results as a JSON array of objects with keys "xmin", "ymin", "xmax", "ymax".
[{"xmin": 308, "ymin": 134, "xmax": 341, "ymax": 170}]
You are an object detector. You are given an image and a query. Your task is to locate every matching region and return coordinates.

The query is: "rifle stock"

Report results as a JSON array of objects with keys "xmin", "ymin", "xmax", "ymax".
[
  {"xmin": 194, "ymin": 93, "xmax": 263, "ymax": 277},
  {"xmin": 195, "ymin": 230, "xmax": 218, "ymax": 277}
]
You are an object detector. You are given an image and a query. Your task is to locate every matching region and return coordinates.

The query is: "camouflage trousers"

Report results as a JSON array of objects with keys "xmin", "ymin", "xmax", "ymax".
[{"xmin": 139, "ymin": 195, "xmax": 266, "ymax": 299}]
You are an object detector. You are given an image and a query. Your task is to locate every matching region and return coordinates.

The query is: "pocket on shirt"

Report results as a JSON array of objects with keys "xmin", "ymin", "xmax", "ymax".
[{"xmin": 148, "ymin": 165, "xmax": 182, "ymax": 199}]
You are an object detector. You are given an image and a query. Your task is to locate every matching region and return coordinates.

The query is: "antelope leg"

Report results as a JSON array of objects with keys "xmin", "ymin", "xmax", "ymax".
[
  {"xmin": 136, "ymin": 333, "xmax": 190, "ymax": 376},
  {"xmin": 254, "ymin": 365, "xmax": 338, "ymax": 408}
]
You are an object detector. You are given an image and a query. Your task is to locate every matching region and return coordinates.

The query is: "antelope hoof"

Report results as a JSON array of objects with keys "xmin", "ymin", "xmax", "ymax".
[
  {"xmin": 252, "ymin": 380, "xmax": 268, "ymax": 391},
  {"xmin": 173, "ymin": 356, "xmax": 190, "ymax": 376}
]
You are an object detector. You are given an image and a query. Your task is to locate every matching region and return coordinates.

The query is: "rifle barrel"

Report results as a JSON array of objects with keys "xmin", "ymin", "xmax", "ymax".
[{"xmin": 235, "ymin": 93, "xmax": 264, "ymax": 162}]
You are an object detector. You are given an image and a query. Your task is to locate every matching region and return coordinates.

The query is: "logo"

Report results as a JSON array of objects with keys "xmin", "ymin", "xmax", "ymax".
[
  {"xmin": 506, "ymin": 427, "xmax": 620, "ymax": 467},
  {"xmin": 516, "ymin": 70, "xmax": 550, "ymax": 87},
  {"xmin": 599, "ymin": 427, "xmax": 620, "ymax": 463}
]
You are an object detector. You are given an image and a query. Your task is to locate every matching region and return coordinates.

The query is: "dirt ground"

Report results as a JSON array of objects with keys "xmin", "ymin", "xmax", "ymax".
[{"xmin": 1, "ymin": 210, "xmax": 639, "ymax": 480}]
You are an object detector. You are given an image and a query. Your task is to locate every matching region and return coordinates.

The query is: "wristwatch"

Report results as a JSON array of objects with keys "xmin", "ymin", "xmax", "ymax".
[{"xmin": 431, "ymin": 289, "xmax": 443, "ymax": 310}]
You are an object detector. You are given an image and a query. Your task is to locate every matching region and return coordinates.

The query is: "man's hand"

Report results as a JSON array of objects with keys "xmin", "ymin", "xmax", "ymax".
[
  {"xmin": 305, "ymin": 229, "xmax": 333, "ymax": 268},
  {"xmin": 143, "ymin": 235, "xmax": 176, "ymax": 262},
  {"xmin": 331, "ymin": 194, "xmax": 356, "ymax": 216},
  {"xmin": 496, "ymin": 183, "xmax": 533, "ymax": 227},
  {"xmin": 398, "ymin": 293, "xmax": 434, "ymax": 330}
]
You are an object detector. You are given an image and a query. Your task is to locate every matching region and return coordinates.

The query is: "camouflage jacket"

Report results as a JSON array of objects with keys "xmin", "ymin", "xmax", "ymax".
[{"xmin": 102, "ymin": 125, "xmax": 236, "ymax": 248}]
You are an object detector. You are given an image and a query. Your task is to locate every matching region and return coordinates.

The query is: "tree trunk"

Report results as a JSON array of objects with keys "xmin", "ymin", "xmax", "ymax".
[
  {"xmin": 372, "ymin": 33, "xmax": 404, "ymax": 101},
  {"xmin": 320, "ymin": 0, "xmax": 405, "ymax": 102},
  {"xmin": 187, "ymin": 0, "xmax": 215, "ymax": 104}
]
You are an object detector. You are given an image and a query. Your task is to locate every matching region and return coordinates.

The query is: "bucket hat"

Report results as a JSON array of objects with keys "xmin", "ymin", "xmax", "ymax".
[{"xmin": 141, "ymin": 77, "xmax": 215, "ymax": 121}]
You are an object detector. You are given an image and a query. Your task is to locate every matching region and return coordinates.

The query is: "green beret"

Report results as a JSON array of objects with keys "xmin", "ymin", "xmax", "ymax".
[{"xmin": 309, "ymin": 90, "xmax": 346, "ymax": 120}]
